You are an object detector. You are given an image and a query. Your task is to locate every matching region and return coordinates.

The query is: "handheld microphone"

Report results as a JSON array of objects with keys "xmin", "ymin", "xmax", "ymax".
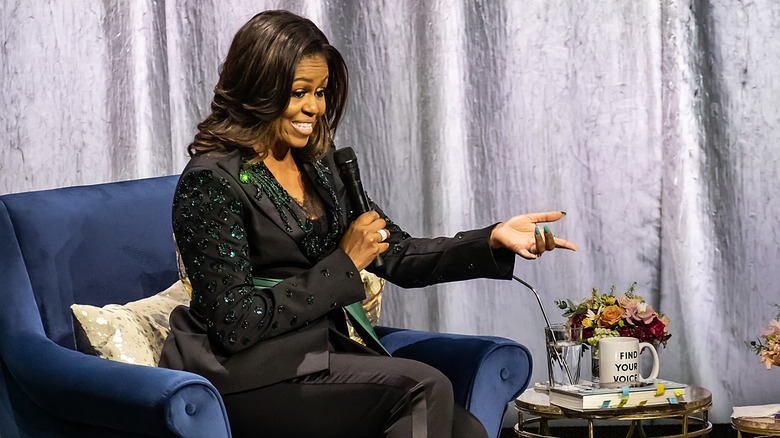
[{"xmin": 334, "ymin": 147, "xmax": 384, "ymax": 267}]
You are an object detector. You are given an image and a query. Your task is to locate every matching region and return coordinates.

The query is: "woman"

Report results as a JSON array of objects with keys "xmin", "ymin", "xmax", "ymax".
[{"xmin": 159, "ymin": 10, "xmax": 576, "ymax": 438}]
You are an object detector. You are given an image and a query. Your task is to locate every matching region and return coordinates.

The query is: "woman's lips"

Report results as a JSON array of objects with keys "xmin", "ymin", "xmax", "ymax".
[{"xmin": 291, "ymin": 121, "xmax": 313, "ymax": 135}]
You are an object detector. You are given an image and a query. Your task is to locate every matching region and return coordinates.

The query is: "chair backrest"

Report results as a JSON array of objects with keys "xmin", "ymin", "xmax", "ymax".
[{"xmin": 0, "ymin": 175, "xmax": 180, "ymax": 349}]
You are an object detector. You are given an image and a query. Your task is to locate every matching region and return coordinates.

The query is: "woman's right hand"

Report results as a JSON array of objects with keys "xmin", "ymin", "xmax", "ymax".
[{"xmin": 339, "ymin": 211, "xmax": 390, "ymax": 271}]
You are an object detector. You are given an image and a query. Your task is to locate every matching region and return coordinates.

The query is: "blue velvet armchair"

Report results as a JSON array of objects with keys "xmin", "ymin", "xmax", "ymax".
[{"xmin": 0, "ymin": 175, "xmax": 532, "ymax": 438}]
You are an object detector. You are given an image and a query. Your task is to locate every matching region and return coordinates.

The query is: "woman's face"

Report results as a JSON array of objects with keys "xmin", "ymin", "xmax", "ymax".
[{"xmin": 275, "ymin": 54, "xmax": 329, "ymax": 150}]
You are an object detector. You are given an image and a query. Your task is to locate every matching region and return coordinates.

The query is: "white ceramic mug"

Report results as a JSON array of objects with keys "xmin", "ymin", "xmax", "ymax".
[{"xmin": 598, "ymin": 337, "xmax": 659, "ymax": 387}]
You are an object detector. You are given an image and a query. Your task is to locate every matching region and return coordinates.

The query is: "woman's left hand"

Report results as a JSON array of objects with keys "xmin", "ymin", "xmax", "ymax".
[{"xmin": 489, "ymin": 211, "xmax": 577, "ymax": 259}]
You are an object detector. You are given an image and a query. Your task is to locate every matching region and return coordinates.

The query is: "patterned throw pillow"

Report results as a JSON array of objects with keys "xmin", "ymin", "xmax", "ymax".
[
  {"xmin": 70, "ymin": 280, "xmax": 190, "ymax": 366},
  {"xmin": 360, "ymin": 270, "xmax": 384, "ymax": 326}
]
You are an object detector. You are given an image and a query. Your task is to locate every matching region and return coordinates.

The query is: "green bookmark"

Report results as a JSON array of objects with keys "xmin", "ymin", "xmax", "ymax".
[{"xmin": 343, "ymin": 301, "xmax": 389, "ymax": 355}]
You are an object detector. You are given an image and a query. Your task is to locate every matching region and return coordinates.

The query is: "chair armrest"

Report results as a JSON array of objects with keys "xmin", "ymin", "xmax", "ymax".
[
  {"xmin": 376, "ymin": 326, "xmax": 532, "ymax": 438},
  {"xmin": 3, "ymin": 330, "xmax": 230, "ymax": 438}
]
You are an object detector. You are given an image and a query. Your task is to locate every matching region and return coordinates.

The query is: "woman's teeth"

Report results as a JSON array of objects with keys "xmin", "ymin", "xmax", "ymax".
[{"xmin": 292, "ymin": 122, "xmax": 313, "ymax": 135}]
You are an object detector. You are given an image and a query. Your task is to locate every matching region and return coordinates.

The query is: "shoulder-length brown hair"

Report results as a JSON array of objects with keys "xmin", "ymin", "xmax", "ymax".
[{"xmin": 189, "ymin": 10, "xmax": 348, "ymax": 162}]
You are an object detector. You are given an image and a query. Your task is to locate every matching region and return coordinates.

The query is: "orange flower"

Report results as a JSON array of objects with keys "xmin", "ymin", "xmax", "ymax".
[
  {"xmin": 598, "ymin": 305, "xmax": 624, "ymax": 328},
  {"xmin": 760, "ymin": 340, "xmax": 780, "ymax": 370}
]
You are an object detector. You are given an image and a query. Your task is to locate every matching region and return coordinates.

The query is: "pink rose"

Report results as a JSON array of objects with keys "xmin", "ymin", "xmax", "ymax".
[
  {"xmin": 619, "ymin": 295, "xmax": 652, "ymax": 326},
  {"xmin": 617, "ymin": 294, "xmax": 639, "ymax": 310},
  {"xmin": 623, "ymin": 307, "xmax": 639, "ymax": 325},
  {"xmin": 761, "ymin": 319, "xmax": 780, "ymax": 338},
  {"xmin": 634, "ymin": 303, "xmax": 656, "ymax": 325}
]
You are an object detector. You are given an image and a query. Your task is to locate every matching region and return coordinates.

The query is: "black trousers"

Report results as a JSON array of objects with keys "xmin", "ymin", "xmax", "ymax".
[{"xmin": 221, "ymin": 352, "xmax": 489, "ymax": 438}]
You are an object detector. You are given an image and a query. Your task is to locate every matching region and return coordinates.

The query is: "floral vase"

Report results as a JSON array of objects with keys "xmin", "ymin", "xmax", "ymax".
[{"xmin": 590, "ymin": 346, "xmax": 600, "ymax": 383}]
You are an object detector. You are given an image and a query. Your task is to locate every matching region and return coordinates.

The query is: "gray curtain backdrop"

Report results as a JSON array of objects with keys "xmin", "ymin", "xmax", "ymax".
[{"xmin": 2, "ymin": 0, "xmax": 779, "ymax": 424}]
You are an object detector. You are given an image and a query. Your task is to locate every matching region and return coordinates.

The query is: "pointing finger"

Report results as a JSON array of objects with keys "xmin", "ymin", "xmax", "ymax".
[{"xmin": 526, "ymin": 211, "xmax": 566, "ymax": 224}]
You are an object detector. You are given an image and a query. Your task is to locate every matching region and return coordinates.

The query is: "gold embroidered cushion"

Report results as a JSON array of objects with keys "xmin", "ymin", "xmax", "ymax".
[
  {"xmin": 70, "ymin": 280, "xmax": 190, "ymax": 366},
  {"xmin": 176, "ymin": 243, "xmax": 193, "ymax": 297},
  {"xmin": 360, "ymin": 270, "xmax": 384, "ymax": 326}
]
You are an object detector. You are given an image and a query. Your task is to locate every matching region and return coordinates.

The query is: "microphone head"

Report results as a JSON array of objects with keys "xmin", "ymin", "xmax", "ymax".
[{"xmin": 334, "ymin": 147, "xmax": 357, "ymax": 166}]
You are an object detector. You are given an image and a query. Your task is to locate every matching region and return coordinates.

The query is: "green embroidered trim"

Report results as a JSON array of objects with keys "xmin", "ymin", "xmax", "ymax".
[{"xmin": 239, "ymin": 160, "xmax": 342, "ymax": 262}]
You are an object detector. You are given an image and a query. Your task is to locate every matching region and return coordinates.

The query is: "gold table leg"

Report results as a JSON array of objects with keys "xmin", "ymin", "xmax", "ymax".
[
  {"xmin": 624, "ymin": 420, "xmax": 636, "ymax": 437},
  {"xmin": 540, "ymin": 418, "xmax": 551, "ymax": 436},
  {"xmin": 637, "ymin": 420, "xmax": 649, "ymax": 438}
]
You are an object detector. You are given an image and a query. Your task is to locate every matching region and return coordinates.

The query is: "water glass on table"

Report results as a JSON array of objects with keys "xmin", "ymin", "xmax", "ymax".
[{"xmin": 545, "ymin": 324, "xmax": 583, "ymax": 386}]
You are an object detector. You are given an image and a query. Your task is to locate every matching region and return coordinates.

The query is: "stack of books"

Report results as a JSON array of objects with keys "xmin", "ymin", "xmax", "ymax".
[{"xmin": 540, "ymin": 379, "xmax": 687, "ymax": 410}]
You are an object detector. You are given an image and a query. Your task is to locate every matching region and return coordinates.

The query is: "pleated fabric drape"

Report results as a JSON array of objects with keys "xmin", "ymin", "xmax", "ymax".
[{"xmin": 2, "ymin": 0, "xmax": 778, "ymax": 423}]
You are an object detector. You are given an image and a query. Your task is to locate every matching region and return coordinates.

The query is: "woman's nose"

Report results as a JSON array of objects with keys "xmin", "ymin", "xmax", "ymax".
[{"xmin": 302, "ymin": 95, "xmax": 323, "ymax": 116}]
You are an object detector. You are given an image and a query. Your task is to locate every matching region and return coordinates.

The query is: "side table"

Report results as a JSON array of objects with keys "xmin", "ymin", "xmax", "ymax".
[
  {"xmin": 732, "ymin": 416, "xmax": 780, "ymax": 437},
  {"xmin": 515, "ymin": 385, "xmax": 712, "ymax": 438}
]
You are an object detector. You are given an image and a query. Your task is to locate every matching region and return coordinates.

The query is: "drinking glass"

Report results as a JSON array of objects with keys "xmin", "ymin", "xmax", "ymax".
[{"xmin": 544, "ymin": 323, "xmax": 583, "ymax": 386}]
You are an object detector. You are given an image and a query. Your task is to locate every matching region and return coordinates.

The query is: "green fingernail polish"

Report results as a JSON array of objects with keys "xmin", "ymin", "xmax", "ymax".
[
  {"xmin": 535, "ymin": 226, "xmax": 541, "ymax": 235},
  {"xmin": 561, "ymin": 211, "xmax": 567, "ymax": 216},
  {"xmin": 544, "ymin": 225, "xmax": 551, "ymax": 233}
]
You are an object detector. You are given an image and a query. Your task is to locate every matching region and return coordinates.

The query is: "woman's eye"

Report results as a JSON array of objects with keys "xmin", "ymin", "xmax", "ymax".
[
  {"xmin": 292, "ymin": 90, "xmax": 306, "ymax": 99},
  {"xmin": 315, "ymin": 89, "xmax": 326, "ymax": 98}
]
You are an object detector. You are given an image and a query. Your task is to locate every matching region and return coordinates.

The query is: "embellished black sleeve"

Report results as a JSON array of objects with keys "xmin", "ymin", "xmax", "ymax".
[
  {"xmin": 172, "ymin": 166, "xmax": 364, "ymax": 355},
  {"xmin": 366, "ymin": 202, "xmax": 517, "ymax": 288}
]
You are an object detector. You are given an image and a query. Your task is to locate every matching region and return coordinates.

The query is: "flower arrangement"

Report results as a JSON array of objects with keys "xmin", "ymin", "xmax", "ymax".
[
  {"xmin": 747, "ymin": 304, "xmax": 780, "ymax": 369},
  {"xmin": 555, "ymin": 283, "xmax": 671, "ymax": 349}
]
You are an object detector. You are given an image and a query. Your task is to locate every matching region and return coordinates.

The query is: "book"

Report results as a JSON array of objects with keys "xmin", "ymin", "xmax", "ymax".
[{"xmin": 545, "ymin": 379, "xmax": 687, "ymax": 411}]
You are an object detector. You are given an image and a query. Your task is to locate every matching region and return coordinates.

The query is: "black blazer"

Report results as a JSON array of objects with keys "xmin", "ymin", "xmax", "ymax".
[{"xmin": 159, "ymin": 148, "xmax": 515, "ymax": 395}]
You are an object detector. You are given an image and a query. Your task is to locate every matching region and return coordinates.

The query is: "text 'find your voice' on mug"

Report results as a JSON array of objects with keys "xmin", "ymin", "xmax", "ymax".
[{"xmin": 598, "ymin": 337, "xmax": 659, "ymax": 387}]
